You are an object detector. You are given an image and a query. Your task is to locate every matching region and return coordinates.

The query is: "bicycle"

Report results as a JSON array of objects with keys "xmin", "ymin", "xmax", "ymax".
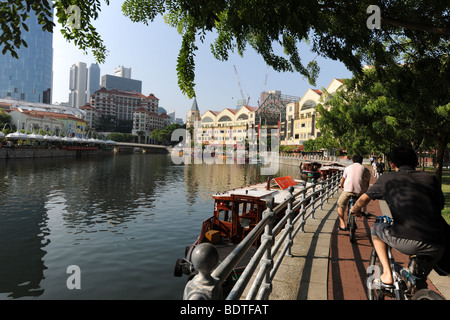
[
  {"xmin": 347, "ymin": 196, "xmax": 368, "ymax": 243},
  {"xmin": 346, "ymin": 196, "xmax": 357, "ymax": 243},
  {"xmin": 365, "ymin": 215, "xmax": 445, "ymax": 300}
]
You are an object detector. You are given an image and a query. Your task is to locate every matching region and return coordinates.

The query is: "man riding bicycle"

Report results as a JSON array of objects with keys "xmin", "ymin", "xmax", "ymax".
[
  {"xmin": 351, "ymin": 146, "xmax": 446, "ymax": 289},
  {"xmin": 337, "ymin": 154, "xmax": 371, "ymax": 231}
]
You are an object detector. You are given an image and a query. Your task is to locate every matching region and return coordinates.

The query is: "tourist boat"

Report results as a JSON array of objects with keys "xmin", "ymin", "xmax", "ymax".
[
  {"xmin": 299, "ymin": 161, "xmax": 322, "ymax": 182},
  {"xmin": 300, "ymin": 161, "xmax": 345, "ymax": 182},
  {"xmin": 174, "ymin": 175, "xmax": 312, "ymax": 286},
  {"xmin": 319, "ymin": 162, "xmax": 345, "ymax": 180}
]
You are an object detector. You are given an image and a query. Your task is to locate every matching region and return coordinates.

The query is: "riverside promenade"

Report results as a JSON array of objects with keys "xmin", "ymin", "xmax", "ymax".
[{"xmin": 266, "ymin": 167, "xmax": 450, "ymax": 300}]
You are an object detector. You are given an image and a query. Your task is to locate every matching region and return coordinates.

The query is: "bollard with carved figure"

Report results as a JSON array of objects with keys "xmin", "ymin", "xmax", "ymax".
[{"xmin": 183, "ymin": 243, "xmax": 223, "ymax": 300}]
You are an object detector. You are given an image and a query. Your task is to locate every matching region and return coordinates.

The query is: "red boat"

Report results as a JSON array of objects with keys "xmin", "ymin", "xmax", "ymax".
[{"xmin": 174, "ymin": 176, "xmax": 311, "ymax": 283}]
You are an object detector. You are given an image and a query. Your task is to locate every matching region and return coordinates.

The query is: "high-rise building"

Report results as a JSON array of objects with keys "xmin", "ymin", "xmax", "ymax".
[
  {"xmin": 69, "ymin": 62, "xmax": 101, "ymax": 108},
  {"xmin": 114, "ymin": 66, "xmax": 132, "ymax": 79},
  {"xmin": 69, "ymin": 62, "xmax": 88, "ymax": 108},
  {"xmin": 87, "ymin": 63, "xmax": 101, "ymax": 99},
  {"xmin": 101, "ymin": 74, "xmax": 142, "ymax": 93},
  {"xmin": 0, "ymin": 5, "xmax": 53, "ymax": 103}
]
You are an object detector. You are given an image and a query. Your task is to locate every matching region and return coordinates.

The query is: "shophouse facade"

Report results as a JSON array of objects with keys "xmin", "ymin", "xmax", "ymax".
[
  {"xmin": 187, "ymin": 78, "xmax": 344, "ymax": 147},
  {"xmin": 9, "ymin": 107, "xmax": 87, "ymax": 137}
]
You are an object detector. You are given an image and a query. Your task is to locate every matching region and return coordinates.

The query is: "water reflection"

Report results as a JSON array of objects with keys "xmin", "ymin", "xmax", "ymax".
[{"xmin": 0, "ymin": 154, "xmax": 300, "ymax": 299}]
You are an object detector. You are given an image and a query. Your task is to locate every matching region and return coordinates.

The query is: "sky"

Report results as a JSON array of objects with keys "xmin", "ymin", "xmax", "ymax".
[{"xmin": 52, "ymin": 1, "xmax": 353, "ymax": 121}]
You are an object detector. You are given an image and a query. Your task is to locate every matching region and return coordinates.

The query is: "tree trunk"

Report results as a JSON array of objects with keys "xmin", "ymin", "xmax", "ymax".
[{"xmin": 435, "ymin": 133, "xmax": 449, "ymax": 185}]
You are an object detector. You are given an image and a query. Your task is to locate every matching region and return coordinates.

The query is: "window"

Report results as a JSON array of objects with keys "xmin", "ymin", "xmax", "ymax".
[
  {"xmin": 218, "ymin": 115, "xmax": 232, "ymax": 122},
  {"xmin": 202, "ymin": 116, "xmax": 214, "ymax": 123},
  {"xmin": 302, "ymin": 100, "xmax": 316, "ymax": 110}
]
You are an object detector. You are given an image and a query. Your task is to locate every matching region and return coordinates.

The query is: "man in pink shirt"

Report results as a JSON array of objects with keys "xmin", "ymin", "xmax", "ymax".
[{"xmin": 337, "ymin": 154, "xmax": 371, "ymax": 231}]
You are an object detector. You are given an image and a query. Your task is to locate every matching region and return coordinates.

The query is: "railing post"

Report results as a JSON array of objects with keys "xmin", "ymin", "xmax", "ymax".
[
  {"xmin": 299, "ymin": 186, "xmax": 306, "ymax": 233},
  {"xmin": 319, "ymin": 179, "xmax": 324, "ymax": 210},
  {"xmin": 183, "ymin": 243, "xmax": 222, "ymax": 300},
  {"xmin": 331, "ymin": 172, "xmax": 337, "ymax": 196},
  {"xmin": 258, "ymin": 197, "xmax": 275, "ymax": 299},
  {"xmin": 285, "ymin": 186, "xmax": 294, "ymax": 257},
  {"xmin": 310, "ymin": 180, "xmax": 316, "ymax": 220}
]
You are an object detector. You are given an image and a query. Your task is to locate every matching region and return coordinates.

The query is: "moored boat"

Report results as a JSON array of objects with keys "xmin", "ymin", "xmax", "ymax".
[{"xmin": 174, "ymin": 175, "xmax": 312, "ymax": 285}]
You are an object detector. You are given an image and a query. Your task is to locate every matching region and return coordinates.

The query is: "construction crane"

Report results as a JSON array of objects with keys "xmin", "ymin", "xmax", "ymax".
[
  {"xmin": 233, "ymin": 65, "xmax": 250, "ymax": 105},
  {"xmin": 263, "ymin": 65, "xmax": 269, "ymax": 93}
]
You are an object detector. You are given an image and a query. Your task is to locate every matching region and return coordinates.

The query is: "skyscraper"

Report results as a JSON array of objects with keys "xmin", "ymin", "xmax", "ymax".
[
  {"xmin": 114, "ymin": 66, "xmax": 132, "ymax": 79},
  {"xmin": 69, "ymin": 62, "xmax": 87, "ymax": 108},
  {"xmin": 69, "ymin": 62, "xmax": 101, "ymax": 108},
  {"xmin": 87, "ymin": 63, "xmax": 101, "ymax": 99},
  {"xmin": 101, "ymin": 74, "xmax": 142, "ymax": 93},
  {"xmin": 0, "ymin": 6, "xmax": 53, "ymax": 103}
]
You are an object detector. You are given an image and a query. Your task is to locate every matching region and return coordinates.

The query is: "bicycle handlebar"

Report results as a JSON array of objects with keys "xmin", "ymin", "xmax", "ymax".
[
  {"xmin": 350, "ymin": 211, "xmax": 377, "ymax": 218},
  {"xmin": 350, "ymin": 211, "xmax": 392, "ymax": 222}
]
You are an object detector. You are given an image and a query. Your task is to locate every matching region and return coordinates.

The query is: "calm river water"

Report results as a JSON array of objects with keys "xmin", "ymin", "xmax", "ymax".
[{"xmin": 0, "ymin": 153, "xmax": 300, "ymax": 300}]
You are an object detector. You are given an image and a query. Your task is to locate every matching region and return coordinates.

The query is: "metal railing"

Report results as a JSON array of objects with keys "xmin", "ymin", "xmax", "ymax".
[{"xmin": 183, "ymin": 171, "xmax": 343, "ymax": 300}]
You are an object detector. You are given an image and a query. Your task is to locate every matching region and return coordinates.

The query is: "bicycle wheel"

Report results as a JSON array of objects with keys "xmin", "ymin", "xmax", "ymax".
[
  {"xmin": 412, "ymin": 289, "xmax": 445, "ymax": 300},
  {"xmin": 366, "ymin": 248, "xmax": 385, "ymax": 300},
  {"xmin": 347, "ymin": 200, "xmax": 356, "ymax": 243}
]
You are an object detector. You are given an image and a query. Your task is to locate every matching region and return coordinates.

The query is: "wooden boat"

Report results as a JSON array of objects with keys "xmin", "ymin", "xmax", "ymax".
[
  {"xmin": 300, "ymin": 161, "xmax": 345, "ymax": 182},
  {"xmin": 299, "ymin": 161, "xmax": 322, "ymax": 182},
  {"xmin": 174, "ymin": 176, "xmax": 311, "ymax": 285}
]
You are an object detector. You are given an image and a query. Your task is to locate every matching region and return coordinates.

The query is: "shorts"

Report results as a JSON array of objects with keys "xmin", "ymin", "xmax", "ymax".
[
  {"xmin": 337, "ymin": 191, "xmax": 362, "ymax": 209},
  {"xmin": 371, "ymin": 222, "xmax": 444, "ymax": 279}
]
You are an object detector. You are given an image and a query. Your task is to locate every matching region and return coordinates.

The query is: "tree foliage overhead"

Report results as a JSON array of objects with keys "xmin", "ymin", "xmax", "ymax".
[
  {"xmin": 316, "ymin": 61, "xmax": 450, "ymax": 182},
  {"xmin": 121, "ymin": 0, "xmax": 449, "ymax": 97},
  {"xmin": 1, "ymin": 0, "xmax": 109, "ymax": 62},
  {"xmin": 1, "ymin": 1, "xmax": 448, "ymax": 98}
]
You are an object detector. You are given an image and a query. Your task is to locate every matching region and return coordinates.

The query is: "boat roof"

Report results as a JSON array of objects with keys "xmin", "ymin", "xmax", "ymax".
[
  {"xmin": 319, "ymin": 165, "xmax": 345, "ymax": 171},
  {"xmin": 212, "ymin": 176, "xmax": 309, "ymax": 203}
]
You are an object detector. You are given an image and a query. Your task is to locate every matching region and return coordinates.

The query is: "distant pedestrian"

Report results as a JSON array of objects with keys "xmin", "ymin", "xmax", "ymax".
[
  {"xmin": 372, "ymin": 158, "xmax": 378, "ymax": 177},
  {"xmin": 376, "ymin": 157, "xmax": 385, "ymax": 179}
]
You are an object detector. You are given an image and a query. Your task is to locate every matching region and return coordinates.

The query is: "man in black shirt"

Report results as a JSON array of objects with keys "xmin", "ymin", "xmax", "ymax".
[
  {"xmin": 376, "ymin": 156, "xmax": 385, "ymax": 178},
  {"xmin": 351, "ymin": 146, "xmax": 446, "ymax": 288}
]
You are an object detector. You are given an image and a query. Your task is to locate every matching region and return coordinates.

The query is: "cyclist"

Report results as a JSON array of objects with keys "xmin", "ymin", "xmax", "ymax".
[
  {"xmin": 336, "ymin": 154, "xmax": 371, "ymax": 231},
  {"xmin": 351, "ymin": 146, "xmax": 446, "ymax": 289}
]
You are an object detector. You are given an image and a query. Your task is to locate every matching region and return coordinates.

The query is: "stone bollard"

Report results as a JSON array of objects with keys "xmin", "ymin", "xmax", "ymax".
[{"xmin": 183, "ymin": 243, "xmax": 223, "ymax": 300}]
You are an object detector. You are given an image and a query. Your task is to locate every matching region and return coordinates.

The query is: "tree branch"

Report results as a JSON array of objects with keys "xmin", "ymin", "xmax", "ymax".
[{"xmin": 381, "ymin": 16, "xmax": 450, "ymax": 36}]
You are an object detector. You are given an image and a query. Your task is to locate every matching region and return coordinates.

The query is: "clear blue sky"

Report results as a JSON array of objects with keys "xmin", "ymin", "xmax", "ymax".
[{"xmin": 52, "ymin": 2, "xmax": 353, "ymax": 121}]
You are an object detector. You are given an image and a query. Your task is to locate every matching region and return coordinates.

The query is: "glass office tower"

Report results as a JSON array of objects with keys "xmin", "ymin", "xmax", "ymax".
[{"xmin": 0, "ymin": 7, "xmax": 53, "ymax": 103}]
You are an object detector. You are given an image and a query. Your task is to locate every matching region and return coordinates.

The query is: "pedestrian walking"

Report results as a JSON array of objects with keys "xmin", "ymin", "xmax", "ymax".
[{"xmin": 376, "ymin": 157, "xmax": 385, "ymax": 179}]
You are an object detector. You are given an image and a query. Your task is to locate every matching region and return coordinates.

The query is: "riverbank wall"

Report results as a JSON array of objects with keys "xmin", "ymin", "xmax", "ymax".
[
  {"xmin": 276, "ymin": 154, "xmax": 350, "ymax": 167},
  {"xmin": 0, "ymin": 148, "xmax": 113, "ymax": 160}
]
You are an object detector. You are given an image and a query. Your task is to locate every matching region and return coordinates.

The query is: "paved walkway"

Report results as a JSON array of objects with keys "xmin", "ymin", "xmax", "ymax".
[
  {"xmin": 327, "ymin": 195, "xmax": 449, "ymax": 300},
  {"xmin": 266, "ymin": 172, "xmax": 450, "ymax": 300}
]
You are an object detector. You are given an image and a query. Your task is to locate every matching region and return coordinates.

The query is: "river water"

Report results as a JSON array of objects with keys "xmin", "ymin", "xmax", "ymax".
[{"xmin": 0, "ymin": 153, "xmax": 300, "ymax": 300}]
